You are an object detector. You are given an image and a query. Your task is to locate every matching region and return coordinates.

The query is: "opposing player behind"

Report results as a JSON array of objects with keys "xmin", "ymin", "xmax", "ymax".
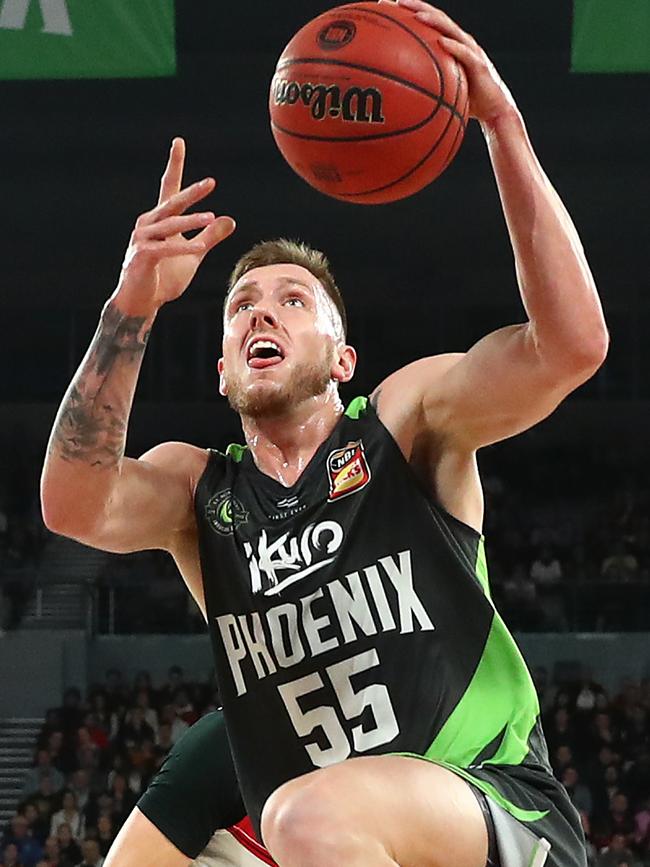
[
  {"xmin": 104, "ymin": 712, "xmax": 275, "ymax": 867},
  {"xmin": 41, "ymin": 3, "xmax": 608, "ymax": 866}
]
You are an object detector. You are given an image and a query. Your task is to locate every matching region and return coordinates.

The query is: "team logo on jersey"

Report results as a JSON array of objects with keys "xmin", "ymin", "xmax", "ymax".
[
  {"xmin": 205, "ymin": 489, "xmax": 249, "ymax": 536},
  {"xmin": 327, "ymin": 440, "xmax": 371, "ymax": 501}
]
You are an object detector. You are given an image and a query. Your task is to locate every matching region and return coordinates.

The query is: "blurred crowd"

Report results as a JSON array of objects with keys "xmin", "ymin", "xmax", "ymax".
[
  {"xmin": 0, "ymin": 666, "xmax": 649, "ymax": 866},
  {"xmin": 536, "ymin": 667, "xmax": 650, "ymax": 866},
  {"xmin": 0, "ymin": 667, "xmax": 220, "ymax": 867}
]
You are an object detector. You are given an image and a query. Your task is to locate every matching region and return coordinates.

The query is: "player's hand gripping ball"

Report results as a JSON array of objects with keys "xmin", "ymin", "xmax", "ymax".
[{"xmin": 269, "ymin": 0, "xmax": 469, "ymax": 205}]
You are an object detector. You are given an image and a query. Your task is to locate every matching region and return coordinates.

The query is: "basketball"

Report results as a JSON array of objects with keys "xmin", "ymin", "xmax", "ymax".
[{"xmin": 269, "ymin": 1, "xmax": 469, "ymax": 205}]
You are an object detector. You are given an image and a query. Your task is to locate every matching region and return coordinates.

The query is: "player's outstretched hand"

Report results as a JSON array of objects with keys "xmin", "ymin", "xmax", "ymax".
[
  {"xmin": 395, "ymin": 0, "xmax": 518, "ymax": 124},
  {"xmin": 114, "ymin": 137, "xmax": 236, "ymax": 316}
]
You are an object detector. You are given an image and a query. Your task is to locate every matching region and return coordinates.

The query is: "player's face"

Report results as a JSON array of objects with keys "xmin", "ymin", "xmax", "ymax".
[{"xmin": 219, "ymin": 264, "xmax": 346, "ymax": 418}]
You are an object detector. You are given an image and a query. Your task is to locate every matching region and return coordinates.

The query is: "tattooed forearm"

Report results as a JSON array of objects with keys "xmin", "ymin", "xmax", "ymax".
[{"xmin": 49, "ymin": 301, "xmax": 152, "ymax": 468}]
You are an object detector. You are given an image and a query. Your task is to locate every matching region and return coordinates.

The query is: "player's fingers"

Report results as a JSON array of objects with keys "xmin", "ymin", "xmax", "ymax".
[
  {"xmin": 134, "ymin": 238, "xmax": 208, "ymax": 260},
  {"xmin": 158, "ymin": 137, "xmax": 186, "ymax": 206},
  {"xmin": 437, "ymin": 36, "xmax": 481, "ymax": 70},
  {"xmin": 138, "ymin": 212, "xmax": 216, "ymax": 241},
  {"xmin": 139, "ymin": 177, "xmax": 216, "ymax": 226},
  {"xmin": 192, "ymin": 215, "xmax": 237, "ymax": 254},
  {"xmin": 399, "ymin": 1, "xmax": 476, "ymax": 48}
]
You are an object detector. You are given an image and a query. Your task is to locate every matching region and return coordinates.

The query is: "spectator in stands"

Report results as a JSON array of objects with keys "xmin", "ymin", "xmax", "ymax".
[
  {"xmin": 86, "ymin": 696, "xmax": 110, "ymax": 739},
  {"xmin": 157, "ymin": 666, "xmax": 185, "ymax": 709},
  {"xmin": 596, "ymin": 832, "xmax": 639, "ymax": 867},
  {"xmin": 552, "ymin": 743, "xmax": 576, "ymax": 778},
  {"xmin": 79, "ymin": 715, "xmax": 108, "ymax": 754},
  {"xmin": 632, "ymin": 796, "xmax": 650, "ymax": 854},
  {"xmin": 44, "ymin": 733, "xmax": 66, "ymax": 775},
  {"xmin": 153, "ymin": 721, "xmax": 173, "ymax": 769},
  {"xmin": 22, "ymin": 752, "xmax": 64, "ymax": 799},
  {"xmin": 49, "ymin": 793, "xmax": 84, "ymax": 841},
  {"xmin": 37, "ymin": 713, "xmax": 62, "ymax": 752},
  {"xmin": 2, "ymin": 816, "xmax": 42, "ymax": 867},
  {"xmin": 601, "ymin": 541, "xmax": 639, "ymax": 582},
  {"xmin": 67, "ymin": 772, "xmax": 94, "ymax": 825},
  {"xmin": 530, "ymin": 545, "xmax": 567, "ymax": 630},
  {"xmin": 562, "ymin": 766, "xmax": 594, "ymax": 819},
  {"xmin": 22, "ymin": 779, "xmax": 56, "ymax": 829},
  {"xmin": 53, "ymin": 827, "xmax": 79, "ymax": 867},
  {"xmin": 0, "ymin": 844, "xmax": 22, "ymax": 867},
  {"xmin": 115, "ymin": 707, "xmax": 154, "ymax": 753},
  {"xmin": 591, "ymin": 712, "xmax": 620, "ymax": 756},
  {"xmin": 173, "ymin": 688, "xmax": 198, "ymax": 726},
  {"xmin": 501, "ymin": 561, "xmax": 540, "ymax": 630},
  {"xmin": 107, "ymin": 774, "xmax": 136, "ymax": 829},
  {"xmin": 76, "ymin": 839, "xmax": 103, "ymax": 867},
  {"xmin": 74, "ymin": 750, "xmax": 102, "ymax": 797},
  {"xmin": 91, "ymin": 817, "xmax": 113, "ymax": 858},
  {"xmin": 133, "ymin": 690, "xmax": 158, "ymax": 735},
  {"xmin": 21, "ymin": 804, "xmax": 48, "ymax": 846},
  {"xmin": 41, "ymin": 838, "xmax": 63, "ymax": 867},
  {"xmin": 159, "ymin": 703, "xmax": 188, "ymax": 745},
  {"xmin": 595, "ymin": 793, "xmax": 637, "ymax": 850},
  {"xmin": 545, "ymin": 707, "xmax": 577, "ymax": 755}
]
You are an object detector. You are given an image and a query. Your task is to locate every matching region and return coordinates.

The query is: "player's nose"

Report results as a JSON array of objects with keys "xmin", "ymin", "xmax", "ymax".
[{"xmin": 249, "ymin": 306, "xmax": 278, "ymax": 329}]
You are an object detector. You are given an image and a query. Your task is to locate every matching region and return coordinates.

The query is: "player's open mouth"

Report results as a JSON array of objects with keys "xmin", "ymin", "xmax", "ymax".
[{"xmin": 246, "ymin": 339, "xmax": 285, "ymax": 369}]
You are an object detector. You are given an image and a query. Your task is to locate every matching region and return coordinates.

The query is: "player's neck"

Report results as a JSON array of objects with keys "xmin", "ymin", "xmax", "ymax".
[{"xmin": 241, "ymin": 390, "xmax": 344, "ymax": 487}]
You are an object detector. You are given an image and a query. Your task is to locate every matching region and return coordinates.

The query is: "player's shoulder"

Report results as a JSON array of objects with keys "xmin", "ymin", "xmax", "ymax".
[
  {"xmin": 139, "ymin": 441, "xmax": 211, "ymax": 484},
  {"xmin": 371, "ymin": 353, "xmax": 466, "ymax": 427}
]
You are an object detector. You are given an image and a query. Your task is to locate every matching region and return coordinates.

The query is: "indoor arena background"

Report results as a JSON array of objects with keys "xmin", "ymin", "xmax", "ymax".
[{"xmin": 0, "ymin": 0, "xmax": 648, "ymax": 864}]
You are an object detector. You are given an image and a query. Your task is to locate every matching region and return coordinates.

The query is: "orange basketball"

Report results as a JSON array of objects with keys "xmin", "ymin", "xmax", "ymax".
[{"xmin": 269, "ymin": 1, "xmax": 469, "ymax": 205}]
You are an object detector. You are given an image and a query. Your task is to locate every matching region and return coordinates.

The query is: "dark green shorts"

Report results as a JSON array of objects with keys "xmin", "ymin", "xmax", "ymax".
[{"xmin": 137, "ymin": 711, "xmax": 245, "ymax": 858}]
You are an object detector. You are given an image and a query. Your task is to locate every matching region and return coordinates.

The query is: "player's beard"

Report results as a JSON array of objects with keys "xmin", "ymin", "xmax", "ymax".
[{"xmin": 225, "ymin": 353, "xmax": 333, "ymax": 419}]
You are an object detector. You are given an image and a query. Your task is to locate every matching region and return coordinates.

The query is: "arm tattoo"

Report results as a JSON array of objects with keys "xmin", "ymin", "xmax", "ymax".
[{"xmin": 49, "ymin": 301, "xmax": 152, "ymax": 468}]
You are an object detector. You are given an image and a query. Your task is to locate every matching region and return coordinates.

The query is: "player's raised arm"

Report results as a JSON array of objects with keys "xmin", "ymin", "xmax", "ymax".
[
  {"xmin": 41, "ymin": 138, "xmax": 236, "ymax": 555},
  {"xmin": 382, "ymin": 1, "xmax": 608, "ymax": 451}
]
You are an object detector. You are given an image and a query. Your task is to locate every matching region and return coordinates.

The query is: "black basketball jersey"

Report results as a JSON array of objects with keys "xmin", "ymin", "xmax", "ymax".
[{"xmin": 195, "ymin": 398, "xmax": 584, "ymax": 861}]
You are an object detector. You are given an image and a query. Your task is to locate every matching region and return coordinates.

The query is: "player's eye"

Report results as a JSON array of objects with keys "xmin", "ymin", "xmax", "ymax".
[
  {"xmin": 235, "ymin": 301, "xmax": 253, "ymax": 313},
  {"xmin": 285, "ymin": 297, "xmax": 305, "ymax": 307}
]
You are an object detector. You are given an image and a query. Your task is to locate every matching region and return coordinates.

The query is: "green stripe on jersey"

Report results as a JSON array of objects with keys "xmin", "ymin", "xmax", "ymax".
[
  {"xmin": 418, "ymin": 538, "xmax": 544, "ymax": 820},
  {"xmin": 345, "ymin": 396, "xmax": 368, "ymax": 419},
  {"xmin": 225, "ymin": 443, "xmax": 247, "ymax": 463}
]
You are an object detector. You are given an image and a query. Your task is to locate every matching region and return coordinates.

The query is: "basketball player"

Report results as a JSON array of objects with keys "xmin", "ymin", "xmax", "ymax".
[
  {"xmin": 41, "ymin": 3, "xmax": 608, "ymax": 866},
  {"xmin": 104, "ymin": 711, "xmax": 276, "ymax": 867}
]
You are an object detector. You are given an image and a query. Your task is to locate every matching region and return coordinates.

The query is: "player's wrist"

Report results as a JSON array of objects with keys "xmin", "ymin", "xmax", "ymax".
[
  {"xmin": 107, "ymin": 288, "xmax": 162, "ymax": 323},
  {"xmin": 479, "ymin": 106, "xmax": 524, "ymax": 139},
  {"xmin": 101, "ymin": 294, "xmax": 159, "ymax": 336}
]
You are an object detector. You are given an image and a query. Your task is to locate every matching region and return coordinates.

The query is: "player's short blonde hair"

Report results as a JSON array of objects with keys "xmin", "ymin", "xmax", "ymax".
[{"xmin": 227, "ymin": 238, "xmax": 347, "ymax": 338}]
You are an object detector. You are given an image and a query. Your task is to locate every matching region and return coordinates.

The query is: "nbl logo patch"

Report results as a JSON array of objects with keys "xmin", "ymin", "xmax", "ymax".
[
  {"xmin": 317, "ymin": 20, "xmax": 356, "ymax": 50},
  {"xmin": 326, "ymin": 439, "xmax": 371, "ymax": 501}
]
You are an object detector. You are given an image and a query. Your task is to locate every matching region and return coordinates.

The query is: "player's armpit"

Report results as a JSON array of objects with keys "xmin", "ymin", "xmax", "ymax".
[{"xmin": 58, "ymin": 441, "xmax": 208, "ymax": 556}]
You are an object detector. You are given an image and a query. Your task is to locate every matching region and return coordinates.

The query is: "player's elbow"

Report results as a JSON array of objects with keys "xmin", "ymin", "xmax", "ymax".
[
  {"xmin": 537, "ymin": 321, "xmax": 609, "ymax": 383},
  {"xmin": 565, "ymin": 325, "xmax": 610, "ymax": 376}
]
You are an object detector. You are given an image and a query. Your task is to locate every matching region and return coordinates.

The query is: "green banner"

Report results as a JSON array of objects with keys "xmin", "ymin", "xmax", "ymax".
[
  {"xmin": 0, "ymin": 0, "xmax": 176, "ymax": 79},
  {"xmin": 572, "ymin": 0, "xmax": 650, "ymax": 72}
]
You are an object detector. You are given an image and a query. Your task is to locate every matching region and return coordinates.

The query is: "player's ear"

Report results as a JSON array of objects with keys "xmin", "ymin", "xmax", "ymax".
[
  {"xmin": 217, "ymin": 358, "xmax": 228, "ymax": 396},
  {"xmin": 332, "ymin": 344, "xmax": 356, "ymax": 384}
]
